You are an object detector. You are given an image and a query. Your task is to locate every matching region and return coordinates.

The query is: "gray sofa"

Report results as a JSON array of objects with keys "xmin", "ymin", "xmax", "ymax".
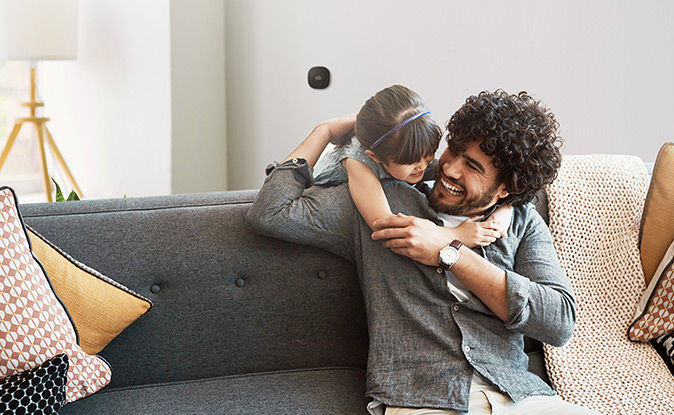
[{"xmin": 20, "ymin": 189, "xmax": 553, "ymax": 414}]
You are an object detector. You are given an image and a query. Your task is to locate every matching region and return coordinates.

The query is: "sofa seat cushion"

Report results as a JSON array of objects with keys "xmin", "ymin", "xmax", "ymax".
[{"xmin": 60, "ymin": 367, "xmax": 369, "ymax": 415}]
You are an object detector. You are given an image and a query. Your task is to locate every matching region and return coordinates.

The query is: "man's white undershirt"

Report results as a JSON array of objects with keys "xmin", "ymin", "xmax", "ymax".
[{"xmin": 436, "ymin": 213, "xmax": 472, "ymax": 303}]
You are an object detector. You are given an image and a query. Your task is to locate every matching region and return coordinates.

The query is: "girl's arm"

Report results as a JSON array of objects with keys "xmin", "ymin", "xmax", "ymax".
[
  {"xmin": 450, "ymin": 219, "xmax": 501, "ymax": 248},
  {"xmin": 448, "ymin": 205, "xmax": 513, "ymax": 248},
  {"xmin": 283, "ymin": 114, "xmax": 356, "ymax": 166},
  {"xmin": 342, "ymin": 158, "xmax": 394, "ymax": 230}
]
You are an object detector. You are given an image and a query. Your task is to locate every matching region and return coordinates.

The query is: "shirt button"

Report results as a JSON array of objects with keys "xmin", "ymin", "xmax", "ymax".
[
  {"xmin": 436, "ymin": 268, "xmax": 443, "ymax": 274},
  {"xmin": 464, "ymin": 346, "xmax": 471, "ymax": 352},
  {"xmin": 453, "ymin": 305, "xmax": 459, "ymax": 312},
  {"xmin": 467, "ymin": 356, "xmax": 473, "ymax": 363},
  {"xmin": 292, "ymin": 158, "xmax": 298, "ymax": 164}
]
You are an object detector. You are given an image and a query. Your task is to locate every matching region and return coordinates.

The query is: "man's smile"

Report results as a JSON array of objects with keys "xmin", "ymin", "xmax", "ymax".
[{"xmin": 440, "ymin": 177, "xmax": 464, "ymax": 196}]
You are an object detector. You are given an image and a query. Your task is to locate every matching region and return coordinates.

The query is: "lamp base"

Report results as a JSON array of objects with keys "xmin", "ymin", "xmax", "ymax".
[{"xmin": 0, "ymin": 67, "xmax": 82, "ymax": 202}]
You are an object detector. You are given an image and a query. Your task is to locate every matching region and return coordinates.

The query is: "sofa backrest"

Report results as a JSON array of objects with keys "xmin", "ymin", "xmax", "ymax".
[{"xmin": 20, "ymin": 191, "xmax": 369, "ymax": 389}]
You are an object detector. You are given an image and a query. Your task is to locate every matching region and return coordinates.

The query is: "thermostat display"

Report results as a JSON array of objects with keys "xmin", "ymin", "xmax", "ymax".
[{"xmin": 308, "ymin": 66, "xmax": 330, "ymax": 89}]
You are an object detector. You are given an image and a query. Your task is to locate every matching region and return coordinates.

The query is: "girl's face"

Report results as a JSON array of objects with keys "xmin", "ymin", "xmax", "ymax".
[{"xmin": 381, "ymin": 154, "xmax": 435, "ymax": 184}]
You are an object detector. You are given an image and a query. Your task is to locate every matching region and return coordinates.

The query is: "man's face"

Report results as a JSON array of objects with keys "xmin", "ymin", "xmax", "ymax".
[{"xmin": 429, "ymin": 140, "xmax": 509, "ymax": 216}]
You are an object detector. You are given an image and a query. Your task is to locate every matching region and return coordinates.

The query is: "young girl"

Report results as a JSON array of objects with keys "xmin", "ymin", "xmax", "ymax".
[{"xmin": 312, "ymin": 85, "xmax": 511, "ymax": 247}]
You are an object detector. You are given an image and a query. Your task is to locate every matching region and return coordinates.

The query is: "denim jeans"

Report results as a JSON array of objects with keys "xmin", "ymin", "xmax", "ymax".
[{"xmin": 385, "ymin": 392, "xmax": 599, "ymax": 415}]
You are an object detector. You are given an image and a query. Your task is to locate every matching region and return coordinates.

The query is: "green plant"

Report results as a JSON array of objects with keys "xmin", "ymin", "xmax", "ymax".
[{"xmin": 52, "ymin": 178, "xmax": 80, "ymax": 202}]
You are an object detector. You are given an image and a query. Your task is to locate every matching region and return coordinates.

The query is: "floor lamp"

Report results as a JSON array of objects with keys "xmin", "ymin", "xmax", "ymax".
[{"xmin": 0, "ymin": 0, "xmax": 82, "ymax": 202}]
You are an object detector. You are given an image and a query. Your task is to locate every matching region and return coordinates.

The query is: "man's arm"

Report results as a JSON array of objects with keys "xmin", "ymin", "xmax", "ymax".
[
  {"xmin": 371, "ymin": 208, "xmax": 575, "ymax": 347},
  {"xmin": 370, "ymin": 214, "xmax": 509, "ymax": 320},
  {"xmin": 245, "ymin": 116, "xmax": 358, "ymax": 262},
  {"xmin": 502, "ymin": 209, "xmax": 576, "ymax": 347}
]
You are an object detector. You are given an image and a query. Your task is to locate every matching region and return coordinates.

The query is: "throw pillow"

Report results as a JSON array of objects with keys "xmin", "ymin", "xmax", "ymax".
[
  {"xmin": 27, "ymin": 225, "xmax": 152, "ymax": 354},
  {"xmin": 639, "ymin": 142, "xmax": 674, "ymax": 284},
  {"xmin": 0, "ymin": 186, "xmax": 111, "ymax": 403},
  {"xmin": 0, "ymin": 354, "xmax": 69, "ymax": 415},
  {"xmin": 652, "ymin": 332, "xmax": 674, "ymax": 376},
  {"xmin": 628, "ymin": 238, "xmax": 674, "ymax": 342}
]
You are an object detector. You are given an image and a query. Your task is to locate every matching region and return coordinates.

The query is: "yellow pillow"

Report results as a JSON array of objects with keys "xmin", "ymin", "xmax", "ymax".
[
  {"xmin": 640, "ymin": 142, "xmax": 674, "ymax": 284},
  {"xmin": 27, "ymin": 226, "xmax": 152, "ymax": 354}
]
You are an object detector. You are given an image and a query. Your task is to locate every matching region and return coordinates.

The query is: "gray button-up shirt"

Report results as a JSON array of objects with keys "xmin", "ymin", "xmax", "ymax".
[{"xmin": 245, "ymin": 158, "xmax": 576, "ymax": 412}]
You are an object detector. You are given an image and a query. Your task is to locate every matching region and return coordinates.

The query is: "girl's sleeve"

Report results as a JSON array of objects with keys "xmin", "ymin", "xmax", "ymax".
[
  {"xmin": 314, "ymin": 137, "xmax": 390, "ymax": 186},
  {"xmin": 339, "ymin": 138, "xmax": 391, "ymax": 180}
]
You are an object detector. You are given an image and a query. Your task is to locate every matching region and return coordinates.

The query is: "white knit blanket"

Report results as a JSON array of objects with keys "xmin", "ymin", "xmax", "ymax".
[{"xmin": 543, "ymin": 155, "xmax": 674, "ymax": 414}]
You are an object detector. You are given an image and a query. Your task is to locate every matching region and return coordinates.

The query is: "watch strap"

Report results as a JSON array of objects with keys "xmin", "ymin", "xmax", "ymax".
[{"xmin": 449, "ymin": 239, "xmax": 463, "ymax": 251}]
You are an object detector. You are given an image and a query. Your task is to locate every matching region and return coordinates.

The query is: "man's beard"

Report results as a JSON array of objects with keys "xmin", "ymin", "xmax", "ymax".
[{"xmin": 428, "ymin": 179, "xmax": 501, "ymax": 216}]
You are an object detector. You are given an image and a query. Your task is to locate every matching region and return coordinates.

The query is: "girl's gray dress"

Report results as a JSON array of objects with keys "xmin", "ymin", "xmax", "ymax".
[
  {"xmin": 313, "ymin": 137, "xmax": 390, "ymax": 186},
  {"xmin": 313, "ymin": 137, "xmax": 438, "ymax": 187}
]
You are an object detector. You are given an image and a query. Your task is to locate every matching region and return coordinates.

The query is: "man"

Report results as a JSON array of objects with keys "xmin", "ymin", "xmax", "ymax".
[{"xmin": 246, "ymin": 90, "xmax": 596, "ymax": 414}]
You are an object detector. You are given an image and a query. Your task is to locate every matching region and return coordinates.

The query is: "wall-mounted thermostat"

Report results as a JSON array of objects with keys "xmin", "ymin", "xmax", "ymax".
[{"xmin": 308, "ymin": 66, "xmax": 330, "ymax": 89}]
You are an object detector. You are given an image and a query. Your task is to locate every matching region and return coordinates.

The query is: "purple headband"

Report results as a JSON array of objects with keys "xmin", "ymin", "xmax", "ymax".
[{"xmin": 369, "ymin": 111, "xmax": 431, "ymax": 150}]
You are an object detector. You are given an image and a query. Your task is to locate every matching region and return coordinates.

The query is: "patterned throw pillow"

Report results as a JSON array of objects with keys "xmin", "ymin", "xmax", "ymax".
[
  {"xmin": 652, "ymin": 332, "xmax": 674, "ymax": 376},
  {"xmin": 0, "ymin": 187, "xmax": 111, "ymax": 403},
  {"xmin": 629, "ymin": 238, "xmax": 674, "ymax": 342},
  {"xmin": 0, "ymin": 354, "xmax": 69, "ymax": 415},
  {"xmin": 27, "ymin": 226, "xmax": 151, "ymax": 354}
]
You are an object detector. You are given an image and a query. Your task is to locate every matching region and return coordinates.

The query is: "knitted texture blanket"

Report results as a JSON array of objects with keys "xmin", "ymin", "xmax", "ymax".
[{"xmin": 543, "ymin": 154, "xmax": 674, "ymax": 414}]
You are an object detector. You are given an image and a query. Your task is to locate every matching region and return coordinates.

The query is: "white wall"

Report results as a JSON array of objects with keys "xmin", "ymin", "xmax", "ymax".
[
  {"xmin": 226, "ymin": 0, "xmax": 674, "ymax": 190},
  {"xmin": 170, "ymin": 0, "xmax": 227, "ymax": 194},
  {"xmin": 41, "ymin": 0, "xmax": 172, "ymax": 199},
  {"xmin": 40, "ymin": 0, "xmax": 228, "ymax": 200}
]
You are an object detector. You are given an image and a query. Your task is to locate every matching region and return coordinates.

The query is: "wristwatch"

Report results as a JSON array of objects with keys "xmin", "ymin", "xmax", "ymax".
[{"xmin": 438, "ymin": 240, "xmax": 463, "ymax": 270}]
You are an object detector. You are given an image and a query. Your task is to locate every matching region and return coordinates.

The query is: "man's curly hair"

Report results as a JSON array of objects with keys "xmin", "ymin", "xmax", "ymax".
[{"xmin": 446, "ymin": 90, "xmax": 563, "ymax": 206}]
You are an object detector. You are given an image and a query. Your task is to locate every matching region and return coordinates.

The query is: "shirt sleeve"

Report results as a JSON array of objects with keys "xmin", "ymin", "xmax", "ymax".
[
  {"xmin": 339, "ymin": 139, "xmax": 391, "ymax": 181},
  {"xmin": 246, "ymin": 158, "xmax": 356, "ymax": 263},
  {"xmin": 504, "ymin": 206, "xmax": 577, "ymax": 347}
]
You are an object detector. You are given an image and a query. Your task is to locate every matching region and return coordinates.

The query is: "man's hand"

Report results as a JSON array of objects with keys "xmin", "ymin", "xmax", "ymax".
[{"xmin": 371, "ymin": 213, "xmax": 448, "ymax": 266}]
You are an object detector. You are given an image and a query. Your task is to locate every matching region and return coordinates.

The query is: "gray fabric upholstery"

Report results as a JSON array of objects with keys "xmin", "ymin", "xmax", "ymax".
[
  {"xmin": 59, "ymin": 367, "xmax": 369, "ymax": 415},
  {"xmin": 526, "ymin": 351, "xmax": 550, "ymax": 385},
  {"xmin": 18, "ymin": 189, "xmax": 553, "ymax": 413},
  {"xmin": 20, "ymin": 191, "xmax": 368, "ymax": 390}
]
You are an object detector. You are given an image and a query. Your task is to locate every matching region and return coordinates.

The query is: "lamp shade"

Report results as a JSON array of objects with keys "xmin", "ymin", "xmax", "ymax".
[{"xmin": 0, "ymin": 0, "xmax": 78, "ymax": 61}]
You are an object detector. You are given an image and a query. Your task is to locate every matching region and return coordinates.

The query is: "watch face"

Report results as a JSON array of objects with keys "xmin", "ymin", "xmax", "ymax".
[{"xmin": 440, "ymin": 246, "xmax": 459, "ymax": 267}]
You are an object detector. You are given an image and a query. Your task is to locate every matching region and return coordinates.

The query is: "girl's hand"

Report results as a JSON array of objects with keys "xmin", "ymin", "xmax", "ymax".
[
  {"xmin": 454, "ymin": 218, "xmax": 502, "ymax": 248},
  {"xmin": 283, "ymin": 113, "xmax": 355, "ymax": 166},
  {"xmin": 320, "ymin": 114, "xmax": 357, "ymax": 146},
  {"xmin": 484, "ymin": 205, "xmax": 513, "ymax": 238}
]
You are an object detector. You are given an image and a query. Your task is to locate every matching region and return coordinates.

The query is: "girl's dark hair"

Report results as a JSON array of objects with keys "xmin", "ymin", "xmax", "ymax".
[
  {"xmin": 355, "ymin": 85, "xmax": 441, "ymax": 165},
  {"xmin": 446, "ymin": 90, "xmax": 564, "ymax": 206}
]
